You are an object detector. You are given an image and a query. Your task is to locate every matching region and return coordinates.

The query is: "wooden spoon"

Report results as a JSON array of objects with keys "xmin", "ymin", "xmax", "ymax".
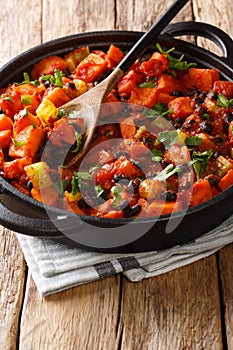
[{"xmin": 60, "ymin": 0, "xmax": 189, "ymax": 167}]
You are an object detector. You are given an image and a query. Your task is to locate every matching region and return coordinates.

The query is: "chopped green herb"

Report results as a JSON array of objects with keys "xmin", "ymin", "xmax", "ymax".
[
  {"xmin": 89, "ymin": 164, "xmax": 100, "ymax": 173},
  {"xmin": 185, "ymin": 136, "xmax": 202, "ymax": 146},
  {"xmin": 16, "ymin": 72, "xmax": 39, "ymax": 86},
  {"xmin": 150, "ymin": 149, "xmax": 163, "ymax": 162},
  {"xmin": 157, "ymin": 130, "xmax": 178, "ymax": 148},
  {"xmin": 21, "ymin": 95, "xmax": 32, "ymax": 104},
  {"xmin": 139, "ymin": 77, "xmax": 156, "ymax": 88},
  {"xmin": 217, "ymin": 94, "xmax": 233, "ymax": 108},
  {"xmin": 111, "ymin": 185, "xmax": 124, "ymax": 207},
  {"xmin": 191, "ymin": 150, "xmax": 213, "ymax": 180},
  {"xmin": 11, "ymin": 138, "xmax": 27, "ymax": 148},
  {"xmin": 71, "ymin": 171, "xmax": 92, "ymax": 195},
  {"xmin": 144, "ymin": 103, "xmax": 173, "ymax": 118},
  {"xmin": 58, "ymin": 109, "xmax": 66, "ymax": 118},
  {"xmin": 155, "ymin": 164, "xmax": 180, "ymax": 181},
  {"xmin": 1, "ymin": 96, "xmax": 13, "ymax": 102},
  {"xmin": 71, "ymin": 131, "xmax": 82, "ymax": 153},
  {"xmin": 94, "ymin": 185, "xmax": 107, "ymax": 200},
  {"xmin": 203, "ymin": 113, "xmax": 211, "ymax": 120},
  {"xmin": 156, "ymin": 43, "xmax": 197, "ymax": 77},
  {"xmin": 41, "ymin": 69, "xmax": 63, "ymax": 87}
]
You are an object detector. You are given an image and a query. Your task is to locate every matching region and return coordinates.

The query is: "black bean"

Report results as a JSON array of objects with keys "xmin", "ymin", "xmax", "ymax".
[
  {"xmin": 207, "ymin": 91, "xmax": 218, "ymax": 100},
  {"xmin": 200, "ymin": 120, "xmax": 213, "ymax": 134},
  {"xmin": 26, "ymin": 181, "xmax": 33, "ymax": 191},
  {"xmin": 204, "ymin": 174, "xmax": 220, "ymax": 186},
  {"xmin": 172, "ymin": 90, "xmax": 183, "ymax": 97},
  {"xmin": 128, "ymin": 178, "xmax": 141, "ymax": 193},
  {"xmin": 124, "ymin": 204, "xmax": 141, "ymax": 217},
  {"xmin": 212, "ymin": 150, "xmax": 222, "ymax": 160},
  {"xmin": 161, "ymin": 190, "xmax": 177, "ymax": 201},
  {"xmin": 118, "ymin": 200, "xmax": 130, "ymax": 211},
  {"xmin": 195, "ymin": 97, "xmax": 204, "ymax": 104},
  {"xmin": 142, "ymin": 136, "xmax": 153, "ymax": 148},
  {"xmin": 113, "ymin": 174, "xmax": 130, "ymax": 185},
  {"xmin": 66, "ymin": 82, "xmax": 76, "ymax": 89},
  {"xmin": 226, "ymin": 112, "xmax": 233, "ymax": 123},
  {"xmin": 214, "ymin": 137, "xmax": 224, "ymax": 145}
]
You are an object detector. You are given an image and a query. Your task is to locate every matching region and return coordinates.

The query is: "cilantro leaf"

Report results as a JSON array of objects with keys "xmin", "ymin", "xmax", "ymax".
[
  {"xmin": 150, "ymin": 149, "xmax": 163, "ymax": 162},
  {"xmin": 191, "ymin": 150, "xmax": 213, "ymax": 180},
  {"xmin": 72, "ymin": 131, "xmax": 82, "ymax": 153},
  {"xmin": 157, "ymin": 130, "xmax": 178, "ymax": 148},
  {"xmin": 217, "ymin": 94, "xmax": 233, "ymax": 108},
  {"xmin": 111, "ymin": 185, "xmax": 124, "ymax": 207},
  {"xmin": 185, "ymin": 136, "xmax": 202, "ymax": 146},
  {"xmin": 154, "ymin": 164, "xmax": 180, "ymax": 181}
]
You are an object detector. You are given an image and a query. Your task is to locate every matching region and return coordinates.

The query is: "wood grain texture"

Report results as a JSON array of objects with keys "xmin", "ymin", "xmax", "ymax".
[
  {"xmin": 117, "ymin": 257, "xmax": 223, "ymax": 350},
  {"xmin": 219, "ymin": 244, "xmax": 233, "ymax": 350},
  {"xmin": 19, "ymin": 276, "xmax": 120, "ymax": 350},
  {"xmin": 0, "ymin": 1, "xmax": 42, "ymax": 349},
  {"xmin": 0, "ymin": 227, "xmax": 26, "ymax": 350}
]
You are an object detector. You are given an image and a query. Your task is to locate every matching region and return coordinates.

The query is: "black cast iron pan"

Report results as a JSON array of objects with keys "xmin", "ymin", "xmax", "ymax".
[{"xmin": 0, "ymin": 22, "xmax": 233, "ymax": 252}]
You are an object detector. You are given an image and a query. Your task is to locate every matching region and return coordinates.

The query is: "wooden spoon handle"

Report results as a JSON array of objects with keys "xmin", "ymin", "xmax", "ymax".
[{"xmin": 117, "ymin": 0, "xmax": 189, "ymax": 73}]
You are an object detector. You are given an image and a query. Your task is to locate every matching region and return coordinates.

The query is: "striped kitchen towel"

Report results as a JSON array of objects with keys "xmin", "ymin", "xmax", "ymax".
[{"xmin": 17, "ymin": 213, "xmax": 233, "ymax": 297}]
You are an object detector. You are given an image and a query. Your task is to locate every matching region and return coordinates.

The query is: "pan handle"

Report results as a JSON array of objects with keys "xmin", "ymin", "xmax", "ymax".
[{"xmin": 161, "ymin": 22, "xmax": 233, "ymax": 66}]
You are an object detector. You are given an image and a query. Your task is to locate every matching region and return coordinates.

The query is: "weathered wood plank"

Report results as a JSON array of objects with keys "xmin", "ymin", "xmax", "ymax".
[
  {"xmin": 193, "ymin": 1, "xmax": 233, "ymax": 347},
  {"xmin": 219, "ymin": 244, "xmax": 233, "ymax": 350},
  {"xmin": 0, "ymin": 1, "xmax": 42, "ymax": 349},
  {"xmin": 115, "ymin": 0, "xmax": 193, "ymax": 31},
  {"xmin": 42, "ymin": 0, "xmax": 115, "ymax": 41},
  {"xmin": 19, "ymin": 276, "xmax": 121, "ymax": 350},
  {"xmin": 117, "ymin": 257, "xmax": 223, "ymax": 350},
  {"xmin": 0, "ymin": 227, "xmax": 26, "ymax": 350}
]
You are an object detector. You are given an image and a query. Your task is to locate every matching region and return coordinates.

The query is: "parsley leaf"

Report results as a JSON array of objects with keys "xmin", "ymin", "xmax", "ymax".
[
  {"xmin": 11, "ymin": 138, "xmax": 27, "ymax": 148},
  {"xmin": 191, "ymin": 150, "xmax": 213, "ymax": 180},
  {"xmin": 145, "ymin": 103, "xmax": 173, "ymax": 119},
  {"xmin": 157, "ymin": 130, "xmax": 178, "ymax": 148},
  {"xmin": 41, "ymin": 69, "xmax": 63, "ymax": 87},
  {"xmin": 154, "ymin": 164, "xmax": 180, "ymax": 181},
  {"xmin": 150, "ymin": 149, "xmax": 163, "ymax": 162},
  {"xmin": 71, "ymin": 131, "xmax": 82, "ymax": 153},
  {"xmin": 185, "ymin": 136, "xmax": 202, "ymax": 146},
  {"xmin": 94, "ymin": 185, "xmax": 107, "ymax": 200},
  {"xmin": 71, "ymin": 171, "xmax": 92, "ymax": 195},
  {"xmin": 217, "ymin": 94, "xmax": 233, "ymax": 108},
  {"xmin": 111, "ymin": 185, "xmax": 124, "ymax": 207},
  {"xmin": 21, "ymin": 95, "xmax": 32, "ymax": 104}
]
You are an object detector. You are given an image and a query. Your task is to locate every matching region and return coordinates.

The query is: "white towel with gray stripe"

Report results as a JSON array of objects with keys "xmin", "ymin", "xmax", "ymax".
[{"xmin": 17, "ymin": 213, "xmax": 233, "ymax": 297}]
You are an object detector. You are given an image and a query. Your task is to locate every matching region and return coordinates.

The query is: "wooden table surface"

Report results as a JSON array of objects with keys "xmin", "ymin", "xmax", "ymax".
[{"xmin": 1, "ymin": 1, "xmax": 233, "ymax": 349}]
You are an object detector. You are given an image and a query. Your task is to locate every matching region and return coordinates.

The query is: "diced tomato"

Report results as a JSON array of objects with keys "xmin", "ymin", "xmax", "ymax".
[
  {"xmin": 0, "ymin": 129, "xmax": 12, "ymax": 148},
  {"xmin": 0, "ymin": 114, "xmax": 13, "ymax": 131},
  {"xmin": 117, "ymin": 70, "xmax": 139, "ymax": 97},
  {"xmin": 218, "ymin": 169, "xmax": 233, "ymax": 191},
  {"xmin": 3, "ymin": 157, "xmax": 32, "ymax": 179},
  {"xmin": 138, "ymin": 59, "xmax": 163, "ymax": 78},
  {"xmin": 128, "ymin": 87, "xmax": 158, "ymax": 108},
  {"xmin": 157, "ymin": 92, "xmax": 175, "ymax": 104},
  {"xmin": 106, "ymin": 44, "xmax": 124, "ymax": 64},
  {"xmin": 189, "ymin": 179, "xmax": 213, "ymax": 207},
  {"xmin": 213, "ymin": 81, "xmax": 233, "ymax": 99},
  {"xmin": 0, "ymin": 91, "xmax": 23, "ymax": 119},
  {"xmin": 156, "ymin": 74, "xmax": 185, "ymax": 94},
  {"xmin": 31, "ymin": 55, "xmax": 68, "ymax": 80},
  {"xmin": 149, "ymin": 52, "xmax": 170, "ymax": 71},
  {"xmin": 168, "ymin": 97, "xmax": 193, "ymax": 120},
  {"xmin": 75, "ymin": 53, "xmax": 108, "ymax": 83},
  {"xmin": 9, "ymin": 125, "xmax": 44, "ymax": 158},
  {"xmin": 188, "ymin": 68, "xmax": 220, "ymax": 92}
]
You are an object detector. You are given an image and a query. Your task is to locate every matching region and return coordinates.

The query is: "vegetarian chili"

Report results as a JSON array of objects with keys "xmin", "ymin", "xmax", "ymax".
[{"xmin": 0, "ymin": 43, "xmax": 233, "ymax": 218}]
